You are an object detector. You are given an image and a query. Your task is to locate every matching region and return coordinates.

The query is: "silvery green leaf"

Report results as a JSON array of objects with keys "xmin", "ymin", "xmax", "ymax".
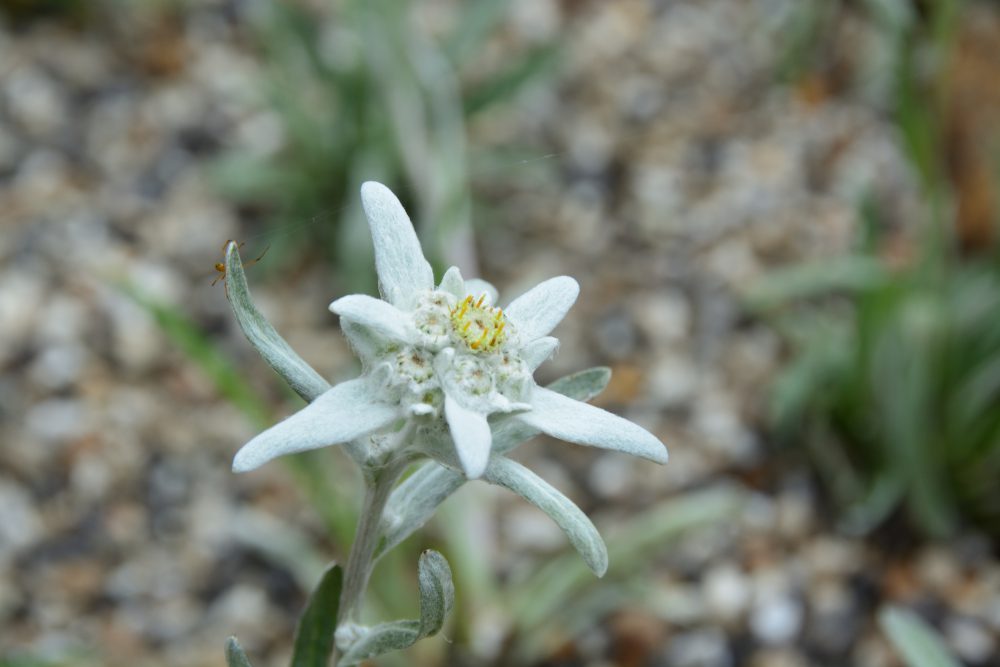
[
  {"xmin": 360, "ymin": 181, "xmax": 435, "ymax": 309},
  {"xmin": 517, "ymin": 386, "xmax": 668, "ymax": 463},
  {"xmin": 464, "ymin": 278, "xmax": 498, "ymax": 305},
  {"xmin": 492, "ymin": 367, "xmax": 612, "ymax": 455},
  {"xmin": 444, "ymin": 393, "xmax": 492, "ymax": 479},
  {"xmin": 225, "ymin": 242, "xmax": 330, "ymax": 403},
  {"xmin": 545, "ymin": 366, "xmax": 612, "ymax": 402},
  {"xmin": 377, "ymin": 463, "xmax": 465, "ymax": 560},
  {"xmin": 879, "ymin": 607, "xmax": 962, "ymax": 667},
  {"xmin": 225, "ymin": 637, "xmax": 254, "ymax": 667},
  {"xmin": 415, "ymin": 549, "xmax": 455, "ymax": 633},
  {"xmin": 232, "ymin": 379, "xmax": 398, "ymax": 472},
  {"xmin": 439, "ymin": 265, "xmax": 465, "ymax": 298},
  {"xmin": 505, "ymin": 276, "xmax": 579, "ymax": 341},
  {"xmin": 377, "ymin": 368, "xmax": 613, "ymax": 558},
  {"xmin": 521, "ymin": 336, "xmax": 559, "ymax": 371},
  {"xmin": 484, "ymin": 457, "xmax": 608, "ymax": 576},
  {"xmin": 291, "ymin": 564, "xmax": 343, "ymax": 667},
  {"xmin": 338, "ymin": 550, "xmax": 454, "ymax": 666},
  {"xmin": 329, "ymin": 294, "xmax": 418, "ymax": 344}
]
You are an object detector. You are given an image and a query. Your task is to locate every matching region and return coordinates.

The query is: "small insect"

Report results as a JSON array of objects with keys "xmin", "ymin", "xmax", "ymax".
[{"xmin": 212, "ymin": 240, "xmax": 270, "ymax": 292}]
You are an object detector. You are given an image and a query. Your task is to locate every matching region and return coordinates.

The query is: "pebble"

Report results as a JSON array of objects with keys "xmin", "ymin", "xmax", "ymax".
[
  {"xmin": 750, "ymin": 594, "xmax": 803, "ymax": 645},
  {"xmin": 0, "ymin": 480, "xmax": 43, "ymax": 565},
  {"xmin": 661, "ymin": 628, "xmax": 733, "ymax": 667},
  {"xmin": 945, "ymin": 616, "xmax": 996, "ymax": 664},
  {"xmin": 25, "ymin": 398, "xmax": 89, "ymax": 445},
  {"xmin": 703, "ymin": 563, "xmax": 751, "ymax": 623}
]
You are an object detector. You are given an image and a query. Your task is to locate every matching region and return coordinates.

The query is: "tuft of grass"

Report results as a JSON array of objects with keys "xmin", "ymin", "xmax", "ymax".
[{"xmin": 211, "ymin": 0, "xmax": 561, "ymax": 289}]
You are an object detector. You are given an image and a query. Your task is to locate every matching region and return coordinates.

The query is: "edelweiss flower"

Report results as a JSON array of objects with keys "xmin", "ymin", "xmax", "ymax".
[{"xmin": 232, "ymin": 182, "xmax": 667, "ymax": 479}]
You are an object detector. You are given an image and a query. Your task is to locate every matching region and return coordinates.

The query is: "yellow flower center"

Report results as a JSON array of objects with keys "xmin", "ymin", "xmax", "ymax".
[{"xmin": 450, "ymin": 294, "xmax": 507, "ymax": 352}]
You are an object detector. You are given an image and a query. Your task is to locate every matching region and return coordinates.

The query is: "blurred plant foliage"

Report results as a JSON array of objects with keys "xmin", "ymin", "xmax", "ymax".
[
  {"xmin": 751, "ymin": 234, "xmax": 1000, "ymax": 539},
  {"xmin": 212, "ymin": 0, "xmax": 559, "ymax": 290},
  {"xmin": 757, "ymin": 0, "xmax": 1000, "ymax": 540}
]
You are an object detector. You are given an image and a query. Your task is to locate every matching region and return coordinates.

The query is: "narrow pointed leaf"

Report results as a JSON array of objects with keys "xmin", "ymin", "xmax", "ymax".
[
  {"xmin": 360, "ymin": 181, "xmax": 434, "ymax": 309},
  {"xmin": 377, "ymin": 368, "xmax": 613, "ymax": 557},
  {"xmin": 517, "ymin": 386, "xmax": 668, "ymax": 464},
  {"xmin": 339, "ymin": 551, "xmax": 454, "ymax": 665},
  {"xmin": 377, "ymin": 463, "xmax": 465, "ymax": 559},
  {"xmin": 520, "ymin": 336, "xmax": 559, "ymax": 371},
  {"xmin": 505, "ymin": 276, "xmax": 579, "ymax": 342},
  {"xmin": 225, "ymin": 637, "xmax": 254, "ymax": 667},
  {"xmin": 233, "ymin": 379, "xmax": 398, "ymax": 472},
  {"xmin": 444, "ymin": 394, "xmax": 492, "ymax": 479},
  {"xmin": 464, "ymin": 278, "xmax": 498, "ymax": 305},
  {"xmin": 879, "ymin": 607, "xmax": 962, "ymax": 667},
  {"xmin": 439, "ymin": 266, "xmax": 465, "ymax": 298},
  {"xmin": 329, "ymin": 294, "xmax": 417, "ymax": 343},
  {"xmin": 290, "ymin": 564, "xmax": 343, "ymax": 667},
  {"xmin": 484, "ymin": 457, "xmax": 608, "ymax": 576},
  {"xmin": 225, "ymin": 242, "xmax": 330, "ymax": 402},
  {"xmin": 493, "ymin": 367, "xmax": 612, "ymax": 455}
]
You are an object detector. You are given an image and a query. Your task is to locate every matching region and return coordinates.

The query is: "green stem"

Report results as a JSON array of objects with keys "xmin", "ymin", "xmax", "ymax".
[{"xmin": 333, "ymin": 456, "xmax": 408, "ymax": 665}]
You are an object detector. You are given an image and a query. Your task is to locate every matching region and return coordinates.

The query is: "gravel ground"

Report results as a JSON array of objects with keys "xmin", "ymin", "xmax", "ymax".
[{"xmin": 2, "ymin": 1, "xmax": 998, "ymax": 666}]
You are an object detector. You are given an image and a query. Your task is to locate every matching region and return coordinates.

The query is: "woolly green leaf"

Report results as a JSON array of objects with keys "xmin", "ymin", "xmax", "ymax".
[
  {"xmin": 879, "ymin": 607, "xmax": 962, "ymax": 667},
  {"xmin": 224, "ymin": 242, "xmax": 331, "ymax": 403},
  {"xmin": 377, "ymin": 464, "xmax": 465, "ymax": 559},
  {"xmin": 484, "ymin": 457, "xmax": 608, "ymax": 576},
  {"xmin": 338, "ymin": 551, "xmax": 454, "ymax": 666},
  {"xmin": 493, "ymin": 367, "xmax": 612, "ymax": 455},
  {"xmin": 225, "ymin": 637, "xmax": 254, "ymax": 667},
  {"xmin": 290, "ymin": 564, "xmax": 343, "ymax": 667}
]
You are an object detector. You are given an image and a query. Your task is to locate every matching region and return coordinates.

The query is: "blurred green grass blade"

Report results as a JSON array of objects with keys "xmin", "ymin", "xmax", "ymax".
[
  {"xmin": 879, "ymin": 607, "xmax": 962, "ymax": 667},
  {"xmin": 509, "ymin": 485, "xmax": 742, "ymax": 631},
  {"xmin": 745, "ymin": 256, "xmax": 890, "ymax": 311},
  {"xmin": 118, "ymin": 283, "xmax": 271, "ymax": 426},
  {"xmin": 443, "ymin": 0, "xmax": 509, "ymax": 63},
  {"xmin": 226, "ymin": 637, "xmax": 255, "ymax": 667},
  {"xmin": 464, "ymin": 44, "xmax": 560, "ymax": 117},
  {"xmin": 291, "ymin": 564, "xmax": 343, "ymax": 667}
]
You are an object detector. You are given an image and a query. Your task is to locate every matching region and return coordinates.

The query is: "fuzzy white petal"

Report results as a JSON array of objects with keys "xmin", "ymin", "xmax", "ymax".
[
  {"xmin": 340, "ymin": 319, "xmax": 387, "ymax": 366},
  {"xmin": 329, "ymin": 294, "xmax": 417, "ymax": 343},
  {"xmin": 464, "ymin": 279, "xmax": 499, "ymax": 306},
  {"xmin": 233, "ymin": 378, "xmax": 398, "ymax": 472},
  {"xmin": 517, "ymin": 386, "xmax": 668, "ymax": 463},
  {"xmin": 439, "ymin": 266, "xmax": 465, "ymax": 298},
  {"xmin": 505, "ymin": 276, "xmax": 579, "ymax": 341},
  {"xmin": 360, "ymin": 181, "xmax": 434, "ymax": 308},
  {"xmin": 520, "ymin": 336, "xmax": 559, "ymax": 371},
  {"xmin": 444, "ymin": 393, "xmax": 492, "ymax": 479}
]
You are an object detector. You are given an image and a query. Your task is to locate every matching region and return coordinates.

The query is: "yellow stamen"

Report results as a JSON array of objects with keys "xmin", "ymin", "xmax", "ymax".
[
  {"xmin": 489, "ymin": 322, "xmax": 506, "ymax": 346},
  {"xmin": 462, "ymin": 321, "xmax": 472, "ymax": 333},
  {"xmin": 471, "ymin": 328, "xmax": 490, "ymax": 350},
  {"xmin": 458, "ymin": 296, "xmax": 471, "ymax": 318},
  {"xmin": 476, "ymin": 294, "xmax": 486, "ymax": 308}
]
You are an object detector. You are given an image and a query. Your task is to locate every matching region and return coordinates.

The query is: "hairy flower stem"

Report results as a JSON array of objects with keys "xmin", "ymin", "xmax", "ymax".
[{"xmin": 333, "ymin": 459, "xmax": 407, "ymax": 665}]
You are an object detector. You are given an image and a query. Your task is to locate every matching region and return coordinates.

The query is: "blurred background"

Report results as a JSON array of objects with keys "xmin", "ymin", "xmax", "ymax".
[{"xmin": 3, "ymin": 0, "xmax": 1000, "ymax": 665}]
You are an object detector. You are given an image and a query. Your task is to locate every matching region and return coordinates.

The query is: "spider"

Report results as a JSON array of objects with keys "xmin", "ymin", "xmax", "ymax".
[{"xmin": 212, "ymin": 241, "xmax": 270, "ymax": 293}]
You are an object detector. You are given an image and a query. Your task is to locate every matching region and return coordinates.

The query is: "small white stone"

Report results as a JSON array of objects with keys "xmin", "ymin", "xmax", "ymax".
[
  {"xmin": 704, "ymin": 563, "xmax": 751, "ymax": 622},
  {"xmin": 25, "ymin": 398, "xmax": 88, "ymax": 444},
  {"xmin": 945, "ymin": 617, "xmax": 996, "ymax": 664},
  {"xmin": 0, "ymin": 480, "xmax": 43, "ymax": 565},
  {"xmin": 750, "ymin": 595, "xmax": 803, "ymax": 645}
]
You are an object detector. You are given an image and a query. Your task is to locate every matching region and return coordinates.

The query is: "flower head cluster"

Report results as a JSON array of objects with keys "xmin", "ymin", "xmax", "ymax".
[{"xmin": 232, "ymin": 182, "xmax": 667, "ymax": 480}]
